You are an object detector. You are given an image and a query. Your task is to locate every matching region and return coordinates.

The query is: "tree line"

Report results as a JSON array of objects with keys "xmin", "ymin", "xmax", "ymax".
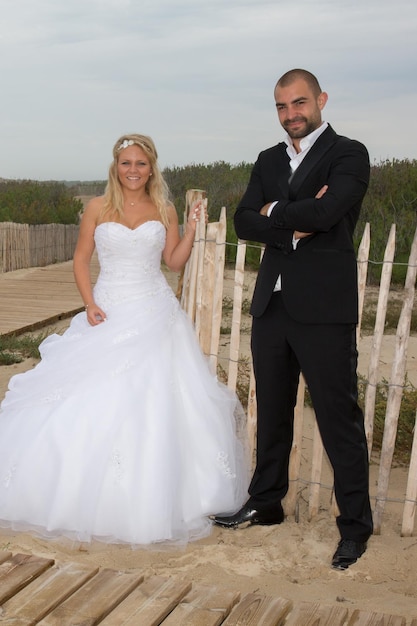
[{"xmin": 1, "ymin": 158, "xmax": 416, "ymax": 283}]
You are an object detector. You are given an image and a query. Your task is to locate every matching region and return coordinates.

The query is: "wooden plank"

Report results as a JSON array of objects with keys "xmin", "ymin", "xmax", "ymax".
[
  {"xmin": 374, "ymin": 224, "xmax": 417, "ymax": 534},
  {"xmin": 308, "ymin": 419, "xmax": 324, "ymax": 521},
  {"xmin": 100, "ymin": 575, "xmax": 191, "ymax": 625},
  {"xmin": 346, "ymin": 608, "xmax": 406, "ymax": 625},
  {"xmin": 364, "ymin": 223, "xmax": 396, "ymax": 455},
  {"xmin": 0, "ymin": 554, "xmax": 54, "ymax": 605},
  {"xmin": 246, "ymin": 364, "xmax": 257, "ymax": 469},
  {"xmin": 356, "ymin": 222, "xmax": 370, "ymax": 342},
  {"xmin": 182, "ymin": 190, "xmax": 206, "ymax": 323},
  {"xmin": 208, "ymin": 206, "xmax": 227, "ymax": 371},
  {"xmin": 194, "ymin": 197, "xmax": 208, "ymax": 338},
  {"xmin": 401, "ymin": 407, "xmax": 417, "ymax": 536},
  {"xmin": 0, "ymin": 258, "xmax": 99, "ymax": 337},
  {"xmin": 222, "ymin": 593, "xmax": 292, "ymax": 625},
  {"xmin": 286, "ymin": 374, "xmax": 306, "ymax": 517},
  {"xmin": 161, "ymin": 583, "xmax": 240, "ymax": 626},
  {"xmin": 0, "ymin": 561, "xmax": 99, "ymax": 625},
  {"xmin": 38, "ymin": 568, "xmax": 144, "ymax": 626},
  {"xmin": 0, "ymin": 553, "xmax": 11, "ymax": 566},
  {"xmin": 246, "ymin": 245, "xmax": 264, "ymax": 467},
  {"xmin": 285, "ymin": 601, "xmax": 348, "ymax": 625},
  {"xmin": 199, "ymin": 221, "xmax": 218, "ymax": 356},
  {"xmin": 227, "ymin": 239, "xmax": 246, "ymax": 393},
  {"xmin": 0, "ymin": 254, "xmax": 179, "ymax": 338}
]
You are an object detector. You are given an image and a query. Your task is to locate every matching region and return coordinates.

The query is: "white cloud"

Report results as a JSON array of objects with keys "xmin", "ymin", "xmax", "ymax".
[{"xmin": 0, "ymin": 0, "xmax": 416, "ymax": 179}]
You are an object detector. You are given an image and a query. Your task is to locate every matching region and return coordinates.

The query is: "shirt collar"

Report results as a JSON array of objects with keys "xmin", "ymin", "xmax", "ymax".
[{"xmin": 284, "ymin": 121, "xmax": 328, "ymax": 156}]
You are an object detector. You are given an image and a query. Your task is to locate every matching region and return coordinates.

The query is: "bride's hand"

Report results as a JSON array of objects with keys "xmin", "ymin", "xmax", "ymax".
[
  {"xmin": 85, "ymin": 303, "xmax": 107, "ymax": 326},
  {"xmin": 187, "ymin": 200, "xmax": 206, "ymax": 228}
]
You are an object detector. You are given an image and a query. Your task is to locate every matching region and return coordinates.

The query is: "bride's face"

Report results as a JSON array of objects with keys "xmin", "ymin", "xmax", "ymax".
[{"xmin": 117, "ymin": 145, "xmax": 152, "ymax": 192}]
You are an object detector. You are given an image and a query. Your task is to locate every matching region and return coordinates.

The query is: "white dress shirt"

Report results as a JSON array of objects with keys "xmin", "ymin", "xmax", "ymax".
[{"xmin": 270, "ymin": 122, "xmax": 328, "ymax": 291}]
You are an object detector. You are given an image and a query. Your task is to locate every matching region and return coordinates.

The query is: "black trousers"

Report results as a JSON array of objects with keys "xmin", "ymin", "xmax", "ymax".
[{"xmin": 250, "ymin": 292, "xmax": 373, "ymax": 543}]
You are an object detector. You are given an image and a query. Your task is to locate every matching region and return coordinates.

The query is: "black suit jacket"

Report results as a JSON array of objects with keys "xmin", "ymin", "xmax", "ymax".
[{"xmin": 234, "ymin": 125, "xmax": 370, "ymax": 324}]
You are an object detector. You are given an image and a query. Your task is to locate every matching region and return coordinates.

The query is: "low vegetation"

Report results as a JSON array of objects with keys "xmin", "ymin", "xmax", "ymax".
[
  {"xmin": 1, "ymin": 158, "xmax": 417, "ymax": 462},
  {"xmin": 358, "ymin": 374, "xmax": 416, "ymax": 465},
  {"xmin": 0, "ymin": 180, "xmax": 82, "ymax": 224},
  {"xmin": 2, "ymin": 158, "xmax": 417, "ymax": 281},
  {"xmin": 0, "ymin": 332, "xmax": 48, "ymax": 365}
]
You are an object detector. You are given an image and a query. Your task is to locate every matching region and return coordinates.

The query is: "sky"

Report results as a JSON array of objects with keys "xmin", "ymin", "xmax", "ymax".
[{"xmin": 1, "ymin": 0, "xmax": 416, "ymax": 181}]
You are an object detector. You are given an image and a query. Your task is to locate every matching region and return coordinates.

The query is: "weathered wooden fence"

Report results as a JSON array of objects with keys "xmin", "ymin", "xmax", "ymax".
[
  {"xmin": 181, "ymin": 190, "xmax": 417, "ymax": 538},
  {"xmin": 1, "ymin": 192, "xmax": 416, "ymax": 537},
  {"xmin": 0, "ymin": 222, "xmax": 79, "ymax": 272}
]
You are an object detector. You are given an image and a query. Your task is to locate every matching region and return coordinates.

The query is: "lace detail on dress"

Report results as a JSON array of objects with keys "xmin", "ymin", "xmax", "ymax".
[
  {"xmin": 42, "ymin": 389, "xmax": 63, "ymax": 403},
  {"xmin": 217, "ymin": 451, "xmax": 236, "ymax": 479},
  {"xmin": 111, "ymin": 450, "xmax": 124, "ymax": 484},
  {"xmin": 3, "ymin": 465, "xmax": 17, "ymax": 488},
  {"xmin": 113, "ymin": 329, "xmax": 139, "ymax": 345},
  {"xmin": 93, "ymin": 221, "xmax": 169, "ymax": 310},
  {"xmin": 112, "ymin": 359, "xmax": 134, "ymax": 377}
]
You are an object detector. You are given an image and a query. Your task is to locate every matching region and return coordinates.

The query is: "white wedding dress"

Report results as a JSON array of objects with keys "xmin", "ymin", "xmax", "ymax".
[{"xmin": 0, "ymin": 221, "xmax": 249, "ymax": 546}]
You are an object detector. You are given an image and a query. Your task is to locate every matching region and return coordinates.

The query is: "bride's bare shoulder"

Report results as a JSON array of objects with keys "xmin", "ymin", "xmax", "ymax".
[{"xmin": 81, "ymin": 196, "xmax": 105, "ymax": 223}]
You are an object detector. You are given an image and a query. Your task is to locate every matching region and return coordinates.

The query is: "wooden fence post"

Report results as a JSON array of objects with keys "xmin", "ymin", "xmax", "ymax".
[
  {"xmin": 0, "ymin": 222, "xmax": 30, "ymax": 272},
  {"xmin": 286, "ymin": 374, "xmax": 306, "ymax": 517},
  {"xmin": 356, "ymin": 222, "xmax": 370, "ymax": 341},
  {"xmin": 401, "ymin": 408, "xmax": 417, "ymax": 537},
  {"xmin": 208, "ymin": 207, "xmax": 227, "ymax": 371},
  {"xmin": 308, "ymin": 420, "xmax": 324, "ymax": 521},
  {"xmin": 246, "ymin": 367, "xmax": 257, "ymax": 470},
  {"xmin": 198, "ymin": 220, "xmax": 217, "ymax": 356},
  {"xmin": 364, "ymin": 224, "xmax": 396, "ymax": 455},
  {"xmin": 180, "ymin": 190, "xmax": 206, "ymax": 320},
  {"xmin": 227, "ymin": 239, "xmax": 246, "ymax": 392},
  {"xmin": 373, "ymin": 225, "xmax": 417, "ymax": 534},
  {"xmin": 193, "ymin": 197, "xmax": 208, "ymax": 337}
]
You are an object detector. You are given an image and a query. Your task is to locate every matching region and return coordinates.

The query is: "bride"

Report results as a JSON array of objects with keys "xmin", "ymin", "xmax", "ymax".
[{"xmin": 0, "ymin": 133, "xmax": 249, "ymax": 546}]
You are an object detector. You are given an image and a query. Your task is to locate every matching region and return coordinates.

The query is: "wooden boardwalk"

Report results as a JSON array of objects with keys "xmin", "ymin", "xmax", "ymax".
[
  {"xmin": 0, "ymin": 260, "xmax": 100, "ymax": 337},
  {"xmin": 0, "ymin": 551, "xmax": 413, "ymax": 625},
  {"xmin": 0, "ymin": 259, "xmax": 182, "ymax": 337}
]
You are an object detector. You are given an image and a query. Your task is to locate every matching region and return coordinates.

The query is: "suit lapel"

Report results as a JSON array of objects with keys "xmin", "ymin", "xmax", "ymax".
[
  {"xmin": 274, "ymin": 143, "xmax": 291, "ymax": 197},
  {"xmin": 288, "ymin": 125, "xmax": 337, "ymax": 197}
]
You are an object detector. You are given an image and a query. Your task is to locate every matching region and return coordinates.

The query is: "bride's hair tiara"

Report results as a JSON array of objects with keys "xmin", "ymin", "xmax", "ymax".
[
  {"xmin": 117, "ymin": 138, "xmax": 150, "ymax": 152},
  {"xmin": 117, "ymin": 139, "xmax": 134, "ymax": 151}
]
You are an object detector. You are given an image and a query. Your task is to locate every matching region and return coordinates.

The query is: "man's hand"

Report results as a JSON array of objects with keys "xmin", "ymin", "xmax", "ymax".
[
  {"xmin": 262, "ymin": 185, "xmax": 328, "ymax": 239},
  {"xmin": 315, "ymin": 184, "xmax": 328, "ymax": 199},
  {"xmin": 294, "ymin": 184, "xmax": 328, "ymax": 239},
  {"xmin": 260, "ymin": 202, "xmax": 274, "ymax": 216},
  {"xmin": 294, "ymin": 230, "xmax": 312, "ymax": 239}
]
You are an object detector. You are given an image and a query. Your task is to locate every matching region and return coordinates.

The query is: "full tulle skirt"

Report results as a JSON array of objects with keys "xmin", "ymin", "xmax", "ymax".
[{"xmin": 0, "ymin": 291, "xmax": 249, "ymax": 546}]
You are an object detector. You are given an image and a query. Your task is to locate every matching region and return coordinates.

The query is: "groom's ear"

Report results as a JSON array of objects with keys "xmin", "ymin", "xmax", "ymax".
[{"xmin": 318, "ymin": 92, "xmax": 328, "ymax": 110}]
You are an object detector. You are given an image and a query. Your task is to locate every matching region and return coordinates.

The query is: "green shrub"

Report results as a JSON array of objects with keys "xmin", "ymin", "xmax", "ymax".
[
  {"xmin": 0, "ymin": 180, "xmax": 82, "ymax": 225},
  {"xmin": 0, "ymin": 332, "xmax": 49, "ymax": 365},
  {"xmin": 27, "ymin": 157, "xmax": 417, "ymax": 283},
  {"xmin": 356, "ymin": 158, "xmax": 417, "ymax": 284},
  {"xmin": 357, "ymin": 374, "xmax": 416, "ymax": 465}
]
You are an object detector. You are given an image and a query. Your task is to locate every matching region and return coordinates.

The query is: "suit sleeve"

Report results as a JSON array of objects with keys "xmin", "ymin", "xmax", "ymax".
[
  {"xmin": 270, "ymin": 139, "xmax": 370, "ymax": 233},
  {"xmin": 234, "ymin": 156, "xmax": 294, "ymax": 253}
]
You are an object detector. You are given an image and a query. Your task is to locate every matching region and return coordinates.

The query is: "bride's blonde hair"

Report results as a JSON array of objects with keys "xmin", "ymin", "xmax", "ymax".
[{"xmin": 102, "ymin": 133, "xmax": 171, "ymax": 227}]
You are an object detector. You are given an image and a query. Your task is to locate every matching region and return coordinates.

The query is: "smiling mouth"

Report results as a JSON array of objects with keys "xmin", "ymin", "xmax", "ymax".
[{"xmin": 286, "ymin": 119, "xmax": 304, "ymax": 127}]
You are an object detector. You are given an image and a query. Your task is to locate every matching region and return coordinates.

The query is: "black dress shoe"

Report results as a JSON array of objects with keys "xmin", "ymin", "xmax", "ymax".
[
  {"xmin": 331, "ymin": 539, "xmax": 367, "ymax": 570},
  {"xmin": 211, "ymin": 502, "xmax": 284, "ymax": 528}
]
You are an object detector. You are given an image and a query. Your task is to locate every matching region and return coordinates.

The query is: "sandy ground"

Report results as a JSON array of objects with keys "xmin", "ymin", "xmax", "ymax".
[{"xmin": 1, "ymin": 281, "xmax": 417, "ymax": 621}]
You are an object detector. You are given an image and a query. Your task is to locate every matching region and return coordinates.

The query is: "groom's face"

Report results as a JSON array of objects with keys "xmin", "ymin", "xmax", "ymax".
[{"xmin": 274, "ymin": 78, "xmax": 327, "ymax": 140}]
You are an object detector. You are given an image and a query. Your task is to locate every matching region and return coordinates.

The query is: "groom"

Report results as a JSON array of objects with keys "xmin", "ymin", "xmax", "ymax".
[{"xmin": 213, "ymin": 68, "xmax": 373, "ymax": 570}]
